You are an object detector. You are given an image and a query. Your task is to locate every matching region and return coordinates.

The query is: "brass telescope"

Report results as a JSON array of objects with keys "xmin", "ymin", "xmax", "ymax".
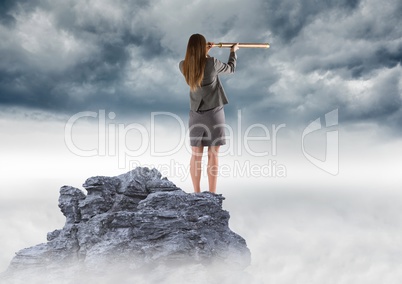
[{"xmin": 211, "ymin": 42, "xmax": 270, "ymax": 49}]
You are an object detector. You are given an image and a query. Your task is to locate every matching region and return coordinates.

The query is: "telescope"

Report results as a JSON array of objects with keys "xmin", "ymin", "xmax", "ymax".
[{"xmin": 211, "ymin": 42, "xmax": 270, "ymax": 49}]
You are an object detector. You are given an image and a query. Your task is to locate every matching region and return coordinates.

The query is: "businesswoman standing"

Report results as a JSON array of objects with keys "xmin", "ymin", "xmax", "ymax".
[{"xmin": 179, "ymin": 34, "xmax": 239, "ymax": 193}]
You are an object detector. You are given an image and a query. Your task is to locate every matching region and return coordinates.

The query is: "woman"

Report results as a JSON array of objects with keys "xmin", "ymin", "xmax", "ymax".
[{"xmin": 179, "ymin": 34, "xmax": 239, "ymax": 193}]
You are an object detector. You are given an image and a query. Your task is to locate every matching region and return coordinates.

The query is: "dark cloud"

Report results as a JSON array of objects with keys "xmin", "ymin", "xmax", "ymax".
[
  {"xmin": 349, "ymin": 44, "xmax": 402, "ymax": 78},
  {"xmin": 261, "ymin": 0, "xmax": 360, "ymax": 42},
  {"xmin": 0, "ymin": 0, "xmax": 178, "ymax": 118},
  {"xmin": 374, "ymin": 45, "xmax": 402, "ymax": 70},
  {"xmin": 0, "ymin": 0, "xmax": 38, "ymax": 26},
  {"xmin": 0, "ymin": 1, "xmax": 16, "ymax": 26},
  {"xmin": 298, "ymin": 43, "xmax": 402, "ymax": 79},
  {"xmin": 343, "ymin": 68, "xmax": 402, "ymax": 122}
]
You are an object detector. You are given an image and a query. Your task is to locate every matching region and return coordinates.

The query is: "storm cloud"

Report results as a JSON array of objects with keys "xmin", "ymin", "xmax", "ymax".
[{"xmin": 0, "ymin": 0, "xmax": 401, "ymax": 131}]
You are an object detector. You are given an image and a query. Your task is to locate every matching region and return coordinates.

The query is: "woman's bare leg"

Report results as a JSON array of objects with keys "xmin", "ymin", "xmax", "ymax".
[
  {"xmin": 207, "ymin": 146, "xmax": 220, "ymax": 193},
  {"xmin": 190, "ymin": 146, "xmax": 204, "ymax": 193}
]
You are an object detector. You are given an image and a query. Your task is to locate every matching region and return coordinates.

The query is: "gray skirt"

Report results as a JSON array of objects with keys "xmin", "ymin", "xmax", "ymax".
[{"xmin": 189, "ymin": 106, "xmax": 226, "ymax": 147}]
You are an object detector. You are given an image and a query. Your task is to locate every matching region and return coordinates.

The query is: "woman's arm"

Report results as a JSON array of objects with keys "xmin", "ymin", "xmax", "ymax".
[{"xmin": 214, "ymin": 43, "xmax": 239, "ymax": 74}]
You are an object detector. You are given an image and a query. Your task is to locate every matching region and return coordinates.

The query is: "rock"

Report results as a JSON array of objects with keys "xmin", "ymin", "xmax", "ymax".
[
  {"xmin": 79, "ymin": 176, "xmax": 120, "ymax": 221},
  {"xmin": 0, "ymin": 167, "xmax": 251, "ymax": 283},
  {"xmin": 58, "ymin": 186, "xmax": 86, "ymax": 224}
]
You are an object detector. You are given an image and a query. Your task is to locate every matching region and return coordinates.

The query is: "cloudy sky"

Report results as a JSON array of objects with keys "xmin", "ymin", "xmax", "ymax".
[
  {"xmin": 1, "ymin": 0, "xmax": 401, "ymax": 126},
  {"xmin": 1, "ymin": 0, "xmax": 402, "ymax": 282}
]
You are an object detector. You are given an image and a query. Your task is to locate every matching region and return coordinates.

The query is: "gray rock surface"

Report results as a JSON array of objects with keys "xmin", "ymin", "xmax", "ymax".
[{"xmin": 1, "ymin": 167, "xmax": 251, "ymax": 283}]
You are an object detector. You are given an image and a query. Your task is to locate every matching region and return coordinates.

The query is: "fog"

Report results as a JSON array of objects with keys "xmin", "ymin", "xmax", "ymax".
[{"xmin": 1, "ymin": 116, "xmax": 402, "ymax": 283}]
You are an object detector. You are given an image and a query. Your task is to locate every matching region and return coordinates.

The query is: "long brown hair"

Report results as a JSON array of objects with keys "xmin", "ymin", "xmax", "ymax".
[{"xmin": 182, "ymin": 34, "xmax": 207, "ymax": 92}]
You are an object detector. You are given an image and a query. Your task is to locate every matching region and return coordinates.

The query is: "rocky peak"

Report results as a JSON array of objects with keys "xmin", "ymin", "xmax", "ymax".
[{"xmin": 1, "ymin": 167, "xmax": 251, "ymax": 283}]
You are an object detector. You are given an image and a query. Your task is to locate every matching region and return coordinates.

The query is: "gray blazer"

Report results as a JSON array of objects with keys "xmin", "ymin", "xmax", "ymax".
[{"xmin": 179, "ymin": 52, "xmax": 237, "ymax": 112}]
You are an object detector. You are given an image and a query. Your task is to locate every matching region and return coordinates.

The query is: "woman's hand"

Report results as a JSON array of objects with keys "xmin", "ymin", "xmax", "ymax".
[
  {"xmin": 207, "ymin": 42, "xmax": 214, "ymax": 52},
  {"xmin": 231, "ymin": 43, "xmax": 239, "ymax": 52}
]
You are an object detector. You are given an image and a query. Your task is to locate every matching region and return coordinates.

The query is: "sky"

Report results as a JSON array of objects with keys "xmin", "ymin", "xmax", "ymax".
[
  {"xmin": 1, "ymin": 0, "xmax": 402, "ymax": 282},
  {"xmin": 0, "ymin": 0, "xmax": 401, "ymax": 126}
]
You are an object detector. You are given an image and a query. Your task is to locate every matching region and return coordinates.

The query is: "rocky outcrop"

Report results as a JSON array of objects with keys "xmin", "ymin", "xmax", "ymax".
[{"xmin": 1, "ymin": 167, "xmax": 251, "ymax": 283}]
